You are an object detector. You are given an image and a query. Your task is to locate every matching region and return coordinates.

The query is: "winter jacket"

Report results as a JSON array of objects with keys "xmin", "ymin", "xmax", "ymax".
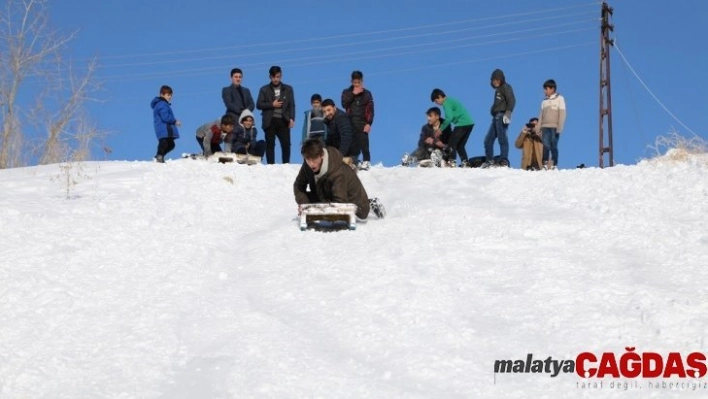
[
  {"xmin": 293, "ymin": 146, "xmax": 370, "ymax": 219},
  {"xmin": 438, "ymin": 97, "xmax": 474, "ymax": 132},
  {"xmin": 514, "ymin": 127, "xmax": 543, "ymax": 170},
  {"xmin": 195, "ymin": 120, "xmax": 226, "ymax": 156},
  {"xmin": 222, "ymin": 84, "xmax": 255, "ymax": 120},
  {"xmin": 323, "ymin": 109, "xmax": 358, "ymax": 157},
  {"xmin": 490, "ymin": 69, "xmax": 516, "ymax": 118},
  {"xmin": 151, "ymin": 97, "xmax": 180, "ymax": 139},
  {"xmin": 341, "ymin": 87, "xmax": 374, "ymax": 129},
  {"xmin": 302, "ymin": 108, "xmax": 328, "ymax": 142},
  {"xmin": 196, "ymin": 120, "xmax": 224, "ymax": 143},
  {"xmin": 537, "ymin": 93, "xmax": 567, "ymax": 133},
  {"xmin": 232, "ymin": 110, "xmax": 261, "ymax": 153},
  {"xmin": 256, "ymin": 82, "xmax": 296, "ymax": 130},
  {"xmin": 418, "ymin": 119, "xmax": 452, "ymax": 148}
]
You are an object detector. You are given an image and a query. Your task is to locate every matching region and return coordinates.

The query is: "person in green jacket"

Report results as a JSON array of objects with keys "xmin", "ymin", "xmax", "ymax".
[{"xmin": 430, "ymin": 88, "xmax": 475, "ymax": 166}]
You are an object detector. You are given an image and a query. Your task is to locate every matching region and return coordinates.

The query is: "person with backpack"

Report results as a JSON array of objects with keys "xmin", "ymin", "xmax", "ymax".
[{"xmin": 302, "ymin": 93, "xmax": 327, "ymax": 143}]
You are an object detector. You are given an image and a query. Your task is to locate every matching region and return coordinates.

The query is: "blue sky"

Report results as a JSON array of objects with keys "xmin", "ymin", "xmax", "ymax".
[{"xmin": 47, "ymin": 0, "xmax": 706, "ymax": 168}]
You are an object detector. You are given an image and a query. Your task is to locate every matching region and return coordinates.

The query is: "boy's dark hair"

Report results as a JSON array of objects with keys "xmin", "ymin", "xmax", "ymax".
[
  {"xmin": 241, "ymin": 115, "xmax": 254, "ymax": 122},
  {"xmin": 221, "ymin": 114, "xmax": 235, "ymax": 126},
  {"xmin": 160, "ymin": 85, "xmax": 173, "ymax": 95},
  {"xmin": 311, "ymin": 93, "xmax": 322, "ymax": 103},
  {"xmin": 269, "ymin": 65, "xmax": 282, "ymax": 77},
  {"xmin": 426, "ymin": 107, "xmax": 441, "ymax": 117},
  {"xmin": 230, "ymin": 68, "xmax": 243, "ymax": 77},
  {"xmin": 430, "ymin": 88, "xmax": 445, "ymax": 102},
  {"xmin": 321, "ymin": 98, "xmax": 336, "ymax": 108},
  {"xmin": 351, "ymin": 70, "xmax": 363, "ymax": 80},
  {"xmin": 529, "ymin": 117, "xmax": 539, "ymax": 123},
  {"xmin": 301, "ymin": 138, "xmax": 325, "ymax": 159},
  {"xmin": 543, "ymin": 79, "xmax": 557, "ymax": 90}
]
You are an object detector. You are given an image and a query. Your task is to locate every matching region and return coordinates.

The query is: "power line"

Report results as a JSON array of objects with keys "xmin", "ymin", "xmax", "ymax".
[
  {"xmin": 617, "ymin": 41, "xmax": 647, "ymax": 147},
  {"xmin": 614, "ymin": 41, "xmax": 698, "ymax": 136},
  {"xmin": 99, "ymin": 11, "xmax": 597, "ymax": 69},
  {"xmin": 106, "ymin": 42, "xmax": 595, "ymax": 102},
  {"xmin": 100, "ymin": 25, "xmax": 596, "ymax": 82},
  {"xmin": 94, "ymin": 2, "xmax": 600, "ymax": 61}
]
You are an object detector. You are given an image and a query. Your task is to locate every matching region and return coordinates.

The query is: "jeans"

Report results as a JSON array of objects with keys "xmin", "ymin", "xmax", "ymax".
[
  {"xmin": 541, "ymin": 127, "xmax": 560, "ymax": 165},
  {"xmin": 484, "ymin": 112, "xmax": 509, "ymax": 161}
]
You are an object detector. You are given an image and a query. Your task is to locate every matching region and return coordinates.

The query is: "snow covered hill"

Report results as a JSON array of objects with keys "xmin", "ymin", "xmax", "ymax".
[{"xmin": 1, "ymin": 155, "xmax": 708, "ymax": 398}]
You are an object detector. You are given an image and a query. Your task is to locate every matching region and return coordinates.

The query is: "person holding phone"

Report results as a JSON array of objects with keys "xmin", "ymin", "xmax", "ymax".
[{"xmin": 256, "ymin": 66, "xmax": 296, "ymax": 164}]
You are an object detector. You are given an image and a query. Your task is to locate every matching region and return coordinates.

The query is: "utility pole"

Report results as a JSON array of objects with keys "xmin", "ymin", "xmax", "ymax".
[{"xmin": 599, "ymin": 2, "xmax": 614, "ymax": 167}]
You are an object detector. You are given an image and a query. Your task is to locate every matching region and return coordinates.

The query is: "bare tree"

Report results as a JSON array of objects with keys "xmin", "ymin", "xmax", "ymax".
[{"xmin": 0, "ymin": 0, "xmax": 104, "ymax": 169}]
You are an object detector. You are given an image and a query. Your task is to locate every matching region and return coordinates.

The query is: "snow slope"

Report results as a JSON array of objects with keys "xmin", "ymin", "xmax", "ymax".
[{"xmin": 1, "ymin": 155, "xmax": 708, "ymax": 398}]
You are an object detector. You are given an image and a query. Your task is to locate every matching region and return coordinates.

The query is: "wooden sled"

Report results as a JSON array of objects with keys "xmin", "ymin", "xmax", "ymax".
[
  {"xmin": 235, "ymin": 153, "xmax": 262, "ymax": 165},
  {"xmin": 203, "ymin": 152, "xmax": 261, "ymax": 165},
  {"xmin": 299, "ymin": 203, "xmax": 358, "ymax": 231},
  {"xmin": 181, "ymin": 153, "xmax": 205, "ymax": 160}
]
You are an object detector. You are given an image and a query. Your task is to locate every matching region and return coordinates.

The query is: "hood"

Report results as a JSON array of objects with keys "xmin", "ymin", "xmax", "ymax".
[
  {"xmin": 491, "ymin": 69, "xmax": 506, "ymax": 87},
  {"xmin": 151, "ymin": 96, "xmax": 168, "ymax": 109},
  {"xmin": 324, "ymin": 146, "xmax": 344, "ymax": 175},
  {"xmin": 239, "ymin": 109, "xmax": 255, "ymax": 125}
]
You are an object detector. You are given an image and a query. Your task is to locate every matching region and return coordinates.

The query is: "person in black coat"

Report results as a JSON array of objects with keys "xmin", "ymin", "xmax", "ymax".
[
  {"xmin": 222, "ymin": 68, "xmax": 255, "ymax": 121},
  {"xmin": 256, "ymin": 66, "xmax": 296, "ymax": 164},
  {"xmin": 321, "ymin": 98, "xmax": 359, "ymax": 159}
]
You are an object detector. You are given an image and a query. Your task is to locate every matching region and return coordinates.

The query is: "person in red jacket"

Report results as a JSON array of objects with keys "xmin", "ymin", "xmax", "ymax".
[{"xmin": 195, "ymin": 115, "xmax": 235, "ymax": 157}]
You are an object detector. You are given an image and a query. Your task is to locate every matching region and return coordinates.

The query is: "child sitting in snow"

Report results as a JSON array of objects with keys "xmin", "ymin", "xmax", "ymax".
[
  {"xmin": 231, "ymin": 110, "xmax": 266, "ymax": 158},
  {"xmin": 402, "ymin": 107, "xmax": 453, "ymax": 166}
]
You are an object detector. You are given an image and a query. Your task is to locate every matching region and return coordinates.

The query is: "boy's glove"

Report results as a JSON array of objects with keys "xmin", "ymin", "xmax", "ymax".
[{"xmin": 502, "ymin": 115, "xmax": 511, "ymax": 125}]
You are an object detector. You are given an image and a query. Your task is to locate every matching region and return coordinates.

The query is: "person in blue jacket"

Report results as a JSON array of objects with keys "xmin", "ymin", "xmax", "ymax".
[{"xmin": 150, "ymin": 85, "xmax": 181, "ymax": 163}]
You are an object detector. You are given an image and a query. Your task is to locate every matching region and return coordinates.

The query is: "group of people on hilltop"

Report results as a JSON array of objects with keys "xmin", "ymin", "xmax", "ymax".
[
  {"xmin": 149, "ymin": 66, "xmax": 385, "ymax": 221},
  {"xmin": 298, "ymin": 71, "xmax": 375, "ymax": 171},
  {"xmin": 148, "ymin": 65, "xmax": 566, "ymax": 223},
  {"xmin": 150, "ymin": 66, "xmax": 377, "ymax": 171},
  {"xmin": 401, "ymin": 69, "xmax": 567, "ymax": 170}
]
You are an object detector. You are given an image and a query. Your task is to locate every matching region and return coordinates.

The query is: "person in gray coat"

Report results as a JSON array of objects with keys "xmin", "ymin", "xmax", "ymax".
[{"xmin": 222, "ymin": 68, "xmax": 255, "ymax": 121}]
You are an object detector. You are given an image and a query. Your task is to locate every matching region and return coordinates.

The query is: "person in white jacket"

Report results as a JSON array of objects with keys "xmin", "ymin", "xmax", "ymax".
[{"xmin": 536, "ymin": 79, "xmax": 567, "ymax": 169}]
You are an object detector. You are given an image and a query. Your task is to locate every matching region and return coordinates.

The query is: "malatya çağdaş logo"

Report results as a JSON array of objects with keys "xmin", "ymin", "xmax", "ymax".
[{"xmin": 494, "ymin": 348, "xmax": 707, "ymax": 378}]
